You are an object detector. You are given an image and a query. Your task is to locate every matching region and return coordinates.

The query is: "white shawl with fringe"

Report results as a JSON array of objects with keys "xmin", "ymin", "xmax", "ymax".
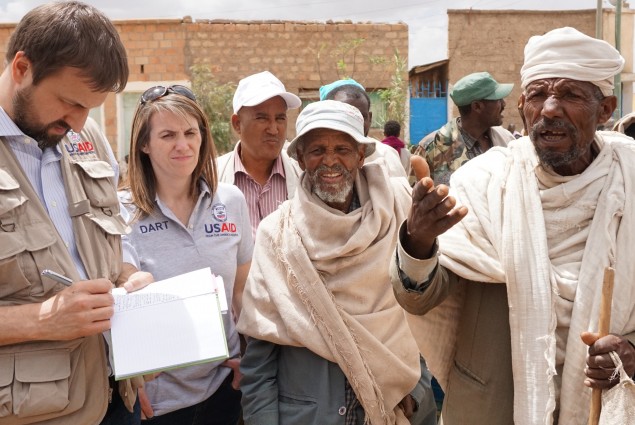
[
  {"xmin": 410, "ymin": 133, "xmax": 635, "ymax": 424},
  {"xmin": 237, "ymin": 163, "xmax": 420, "ymax": 425}
]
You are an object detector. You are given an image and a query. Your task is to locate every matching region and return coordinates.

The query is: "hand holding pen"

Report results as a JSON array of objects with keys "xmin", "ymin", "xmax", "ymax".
[
  {"xmin": 37, "ymin": 270, "xmax": 115, "ymax": 340},
  {"xmin": 41, "ymin": 269, "xmax": 73, "ymax": 286}
]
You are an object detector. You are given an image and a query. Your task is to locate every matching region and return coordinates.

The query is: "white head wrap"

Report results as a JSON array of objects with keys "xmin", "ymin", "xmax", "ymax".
[
  {"xmin": 613, "ymin": 111, "xmax": 635, "ymax": 134},
  {"xmin": 521, "ymin": 27, "xmax": 625, "ymax": 96}
]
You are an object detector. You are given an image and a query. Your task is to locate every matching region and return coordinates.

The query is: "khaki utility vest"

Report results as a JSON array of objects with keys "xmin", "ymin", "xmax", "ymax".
[{"xmin": 0, "ymin": 119, "xmax": 129, "ymax": 424}]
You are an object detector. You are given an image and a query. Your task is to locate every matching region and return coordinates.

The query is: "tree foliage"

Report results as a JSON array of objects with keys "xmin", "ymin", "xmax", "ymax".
[
  {"xmin": 377, "ymin": 49, "xmax": 407, "ymax": 125},
  {"xmin": 190, "ymin": 64, "xmax": 237, "ymax": 155},
  {"xmin": 316, "ymin": 39, "xmax": 408, "ymax": 129}
]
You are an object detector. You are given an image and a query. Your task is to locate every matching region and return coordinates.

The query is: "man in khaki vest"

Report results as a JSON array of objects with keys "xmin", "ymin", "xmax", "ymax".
[{"xmin": 0, "ymin": 2, "xmax": 152, "ymax": 424}]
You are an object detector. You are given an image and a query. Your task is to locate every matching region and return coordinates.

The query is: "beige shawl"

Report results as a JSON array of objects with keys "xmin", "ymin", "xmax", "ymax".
[
  {"xmin": 237, "ymin": 163, "xmax": 420, "ymax": 425},
  {"xmin": 408, "ymin": 134, "xmax": 635, "ymax": 424}
]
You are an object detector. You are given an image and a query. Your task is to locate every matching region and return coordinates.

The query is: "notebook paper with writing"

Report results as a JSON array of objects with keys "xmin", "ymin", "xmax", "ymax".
[{"xmin": 110, "ymin": 267, "xmax": 229, "ymax": 380}]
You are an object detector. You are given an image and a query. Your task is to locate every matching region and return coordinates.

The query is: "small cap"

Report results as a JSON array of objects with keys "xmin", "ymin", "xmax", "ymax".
[
  {"xmin": 287, "ymin": 100, "xmax": 376, "ymax": 160},
  {"xmin": 450, "ymin": 72, "xmax": 513, "ymax": 107},
  {"xmin": 232, "ymin": 71, "xmax": 301, "ymax": 114},
  {"xmin": 319, "ymin": 78, "xmax": 366, "ymax": 100}
]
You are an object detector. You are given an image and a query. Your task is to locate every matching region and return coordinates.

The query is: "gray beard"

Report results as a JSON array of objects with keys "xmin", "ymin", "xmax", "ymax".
[
  {"xmin": 307, "ymin": 164, "xmax": 355, "ymax": 206},
  {"xmin": 529, "ymin": 118, "xmax": 584, "ymax": 171},
  {"xmin": 534, "ymin": 144, "xmax": 586, "ymax": 170},
  {"xmin": 312, "ymin": 178, "xmax": 354, "ymax": 205}
]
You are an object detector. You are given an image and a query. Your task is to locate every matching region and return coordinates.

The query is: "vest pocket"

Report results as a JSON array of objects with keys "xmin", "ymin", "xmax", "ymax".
[
  {"xmin": 0, "ymin": 338, "xmax": 90, "ymax": 422},
  {"xmin": 89, "ymin": 209, "xmax": 129, "ymax": 236},
  {"xmin": 0, "ymin": 255, "xmax": 30, "ymax": 299},
  {"xmin": 0, "ymin": 223, "xmax": 60, "ymax": 299},
  {"xmin": 13, "ymin": 349, "xmax": 72, "ymax": 417},
  {"xmin": 0, "ymin": 348, "xmax": 75, "ymax": 420},
  {"xmin": 0, "ymin": 353, "xmax": 13, "ymax": 417},
  {"xmin": 0, "ymin": 169, "xmax": 26, "ymax": 218},
  {"xmin": 74, "ymin": 160, "xmax": 117, "ymax": 207},
  {"xmin": 72, "ymin": 160, "xmax": 129, "ymax": 236}
]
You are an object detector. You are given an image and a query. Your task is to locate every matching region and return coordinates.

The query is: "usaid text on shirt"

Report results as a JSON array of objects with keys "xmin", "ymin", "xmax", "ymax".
[
  {"xmin": 64, "ymin": 131, "xmax": 95, "ymax": 155},
  {"xmin": 139, "ymin": 203, "xmax": 238, "ymax": 237}
]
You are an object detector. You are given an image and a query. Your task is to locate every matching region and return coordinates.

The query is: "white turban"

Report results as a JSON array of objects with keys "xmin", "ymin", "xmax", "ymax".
[{"xmin": 521, "ymin": 27, "xmax": 625, "ymax": 96}]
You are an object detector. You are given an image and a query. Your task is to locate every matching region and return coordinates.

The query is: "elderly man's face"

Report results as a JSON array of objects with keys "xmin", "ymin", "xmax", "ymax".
[
  {"xmin": 520, "ymin": 78, "xmax": 615, "ymax": 175},
  {"xmin": 297, "ymin": 128, "xmax": 365, "ymax": 212}
]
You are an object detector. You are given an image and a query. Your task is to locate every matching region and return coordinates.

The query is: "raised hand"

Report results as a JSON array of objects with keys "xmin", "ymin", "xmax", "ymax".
[{"xmin": 404, "ymin": 177, "xmax": 468, "ymax": 259}]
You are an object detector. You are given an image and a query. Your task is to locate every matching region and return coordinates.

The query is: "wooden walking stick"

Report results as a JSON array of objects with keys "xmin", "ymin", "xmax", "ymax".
[{"xmin": 588, "ymin": 266, "xmax": 615, "ymax": 425}]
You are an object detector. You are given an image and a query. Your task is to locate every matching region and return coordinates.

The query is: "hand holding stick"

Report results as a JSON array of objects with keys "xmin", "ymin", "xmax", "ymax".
[{"xmin": 587, "ymin": 267, "xmax": 614, "ymax": 425}]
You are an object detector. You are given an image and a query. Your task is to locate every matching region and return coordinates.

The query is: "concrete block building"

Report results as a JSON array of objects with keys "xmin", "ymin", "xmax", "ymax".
[{"xmin": 445, "ymin": 8, "xmax": 634, "ymax": 130}]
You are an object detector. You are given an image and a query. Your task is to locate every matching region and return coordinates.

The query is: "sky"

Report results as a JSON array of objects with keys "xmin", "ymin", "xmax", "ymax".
[{"xmin": 0, "ymin": 0, "xmax": 618, "ymax": 68}]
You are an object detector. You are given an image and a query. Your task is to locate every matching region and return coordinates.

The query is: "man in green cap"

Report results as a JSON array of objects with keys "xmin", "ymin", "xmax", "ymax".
[{"xmin": 414, "ymin": 72, "xmax": 515, "ymax": 185}]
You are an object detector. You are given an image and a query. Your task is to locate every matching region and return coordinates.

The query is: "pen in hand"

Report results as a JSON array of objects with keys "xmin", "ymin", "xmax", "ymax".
[{"xmin": 41, "ymin": 269, "xmax": 73, "ymax": 286}]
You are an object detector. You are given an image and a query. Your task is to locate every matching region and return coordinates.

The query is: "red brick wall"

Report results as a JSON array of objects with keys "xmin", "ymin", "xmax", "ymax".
[
  {"xmin": 0, "ymin": 18, "xmax": 407, "ymax": 152},
  {"xmin": 184, "ymin": 20, "xmax": 408, "ymax": 134}
]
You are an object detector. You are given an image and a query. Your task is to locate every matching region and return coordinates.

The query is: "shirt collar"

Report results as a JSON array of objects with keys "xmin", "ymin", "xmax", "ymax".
[
  {"xmin": 0, "ymin": 106, "xmax": 64, "ymax": 156},
  {"xmin": 153, "ymin": 178, "xmax": 212, "ymax": 203},
  {"xmin": 456, "ymin": 118, "xmax": 477, "ymax": 150},
  {"xmin": 457, "ymin": 117, "xmax": 491, "ymax": 151},
  {"xmin": 233, "ymin": 141, "xmax": 286, "ymax": 179},
  {"xmin": 0, "ymin": 107, "xmax": 27, "ymax": 137}
]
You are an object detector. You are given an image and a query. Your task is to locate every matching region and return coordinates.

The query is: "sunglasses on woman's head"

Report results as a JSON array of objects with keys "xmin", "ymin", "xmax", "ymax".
[{"xmin": 140, "ymin": 85, "xmax": 196, "ymax": 104}]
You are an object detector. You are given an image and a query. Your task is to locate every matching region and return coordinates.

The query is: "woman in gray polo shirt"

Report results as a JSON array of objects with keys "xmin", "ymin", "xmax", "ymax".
[{"xmin": 120, "ymin": 86, "xmax": 253, "ymax": 425}]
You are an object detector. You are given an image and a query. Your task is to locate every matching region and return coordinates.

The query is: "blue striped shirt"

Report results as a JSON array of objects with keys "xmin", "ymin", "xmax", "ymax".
[{"xmin": 0, "ymin": 107, "xmax": 130, "ymax": 280}]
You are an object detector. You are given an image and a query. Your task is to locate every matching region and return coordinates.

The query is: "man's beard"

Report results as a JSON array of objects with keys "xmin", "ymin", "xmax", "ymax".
[
  {"xmin": 307, "ymin": 164, "xmax": 355, "ymax": 206},
  {"xmin": 529, "ymin": 117, "xmax": 585, "ymax": 170},
  {"xmin": 13, "ymin": 87, "xmax": 71, "ymax": 149}
]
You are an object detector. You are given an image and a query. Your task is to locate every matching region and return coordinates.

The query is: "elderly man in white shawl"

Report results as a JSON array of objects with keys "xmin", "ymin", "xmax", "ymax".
[
  {"xmin": 391, "ymin": 27, "xmax": 635, "ymax": 425},
  {"xmin": 237, "ymin": 100, "xmax": 437, "ymax": 425}
]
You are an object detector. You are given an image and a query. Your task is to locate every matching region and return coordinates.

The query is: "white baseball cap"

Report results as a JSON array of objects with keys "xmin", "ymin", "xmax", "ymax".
[
  {"xmin": 287, "ymin": 100, "xmax": 376, "ymax": 160},
  {"xmin": 232, "ymin": 71, "xmax": 301, "ymax": 114}
]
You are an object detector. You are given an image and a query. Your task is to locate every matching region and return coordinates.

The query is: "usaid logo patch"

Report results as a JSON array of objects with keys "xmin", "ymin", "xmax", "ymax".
[
  {"xmin": 205, "ymin": 203, "xmax": 238, "ymax": 237},
  {"xmin": 64, "ymin": 131, "xmax": 96, "ymax": 155},
  {"xmin": 212, "ymin": 203, "xmax": 227, "ymax": 222}
]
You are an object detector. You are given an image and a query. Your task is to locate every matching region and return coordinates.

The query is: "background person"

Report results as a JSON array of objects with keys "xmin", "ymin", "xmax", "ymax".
[
  {"xmin": 121, "ymin": 85, "xmax": 253, "ymax": 425},
  {"xmin": 382, "ymin": 120, "xmax": 411, "ymax": 175},
  {"xmin": 413, "ymin": 72, "xmax": 515, "ymax": 185},
  {"xmin": 613, "ymin": 111, "xmax": 635, "ymax": 138},
  {"xmin": 321, "ymin": 78, "xmax": 408, "ymax": 178},
  {"xmin": 216, "ymin": 71, "xmax": 302, "ymax": 238}
]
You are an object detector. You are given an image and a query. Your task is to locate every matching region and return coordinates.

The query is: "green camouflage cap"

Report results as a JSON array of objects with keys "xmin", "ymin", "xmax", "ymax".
[{"xmin": 450, "ymin": 72, "xmax": 513, "ymax": 107}]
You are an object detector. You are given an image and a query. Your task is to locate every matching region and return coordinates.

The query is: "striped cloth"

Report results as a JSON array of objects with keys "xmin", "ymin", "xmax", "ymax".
[{"xmin": 233, "ymin": 150, "xmax": 287, "ymax": 239}]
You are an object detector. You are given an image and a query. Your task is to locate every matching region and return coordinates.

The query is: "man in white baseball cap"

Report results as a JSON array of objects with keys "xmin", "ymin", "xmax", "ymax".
[
  {"xmin": 217, "ymin": 71, "xmax": 302, "ymax": 238},
  {"xmin": 238, "ymin": 100, "xmax": 436, "ymax": 425}
]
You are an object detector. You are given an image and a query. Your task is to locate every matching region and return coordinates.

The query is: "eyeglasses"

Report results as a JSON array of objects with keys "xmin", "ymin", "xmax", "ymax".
[{"xmin": 140, "ymin": 85, "xmax": 196, "ymax": 104}]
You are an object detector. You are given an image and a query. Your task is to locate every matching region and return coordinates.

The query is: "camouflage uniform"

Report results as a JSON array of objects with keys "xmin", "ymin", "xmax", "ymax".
[{"xmin": 413, "ymin": 118, "xmax": 513, "ymax": 186}]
